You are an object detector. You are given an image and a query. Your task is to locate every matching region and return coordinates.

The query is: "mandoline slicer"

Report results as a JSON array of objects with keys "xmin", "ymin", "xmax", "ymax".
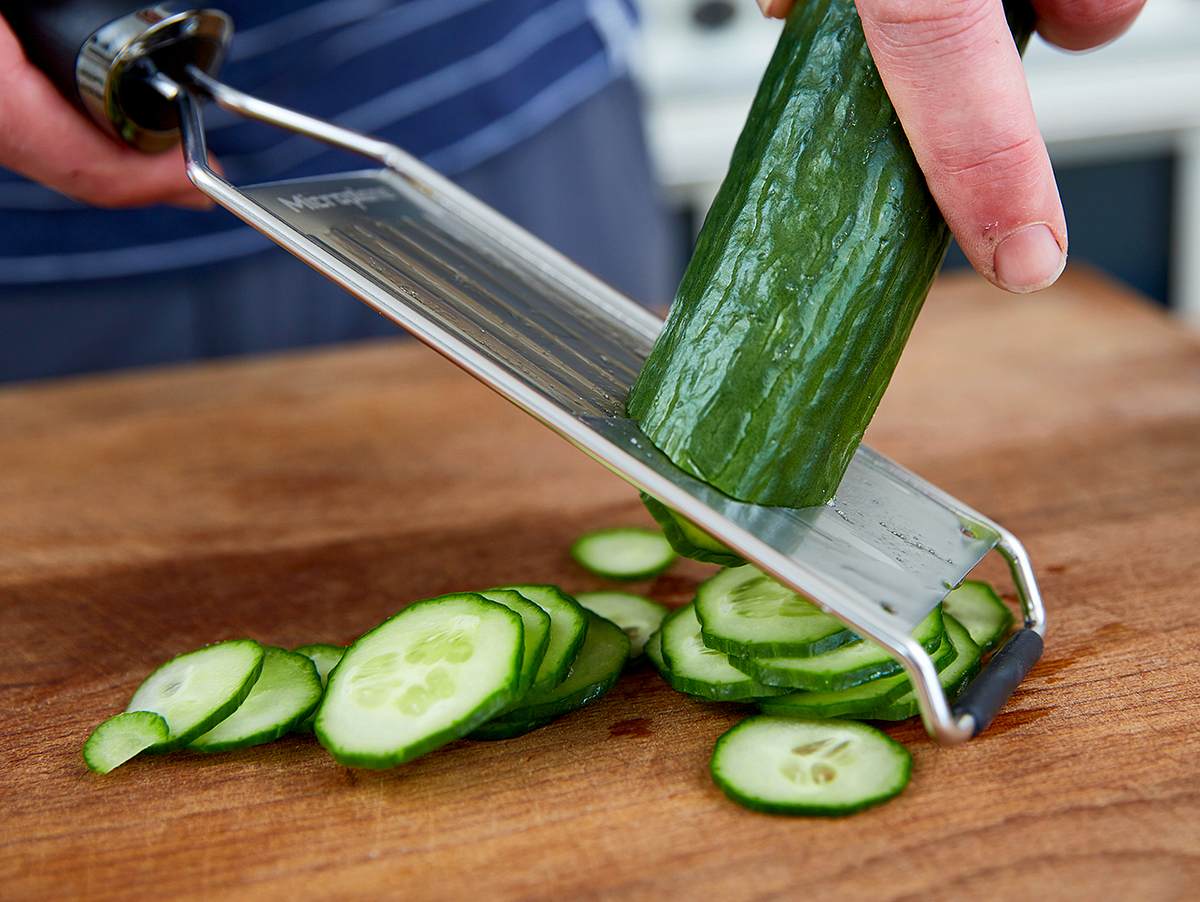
[{"xmin": 9, "ymin": 3, "xmax": 1045, "ymax": 742}]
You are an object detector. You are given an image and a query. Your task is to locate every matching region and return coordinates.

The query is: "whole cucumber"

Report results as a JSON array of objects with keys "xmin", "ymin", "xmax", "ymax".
[{"xmin": 628, "ymin": 0, "xmax": 1035, "ymax": 507}]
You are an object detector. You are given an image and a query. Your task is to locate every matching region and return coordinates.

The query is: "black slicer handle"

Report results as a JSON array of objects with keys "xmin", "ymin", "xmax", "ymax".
[
  {"xmin": 0, "ymin": 1, "xmax": 232, "ymax": 151},
  {"xmin": 952, "ymin": 629, "xmax": 1044, "ymax": 736}
]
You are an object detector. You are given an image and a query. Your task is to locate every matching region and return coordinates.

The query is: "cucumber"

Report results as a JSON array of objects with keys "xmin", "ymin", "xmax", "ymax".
[
  {"xmin": 293, "ymin": 643, "xmax": 345, "ymax": 733},
  {"xmin": 503, "ymin": 584, "xmax": 588, "ymax": 691},
  {"xmin": 659, "ymin": 604, "xmax": 786, "ymax": 701},
  {"xmin": 695, "ymin": 566, "xmax": 854, "ymax": 658},
  {"xmin": 570, "ymin": 527, "xmax": 676, "ymax": 580},
  {"xmin": 731, "ymin": 606, "xmax": 944, "ymax": 692},
  {"xmin": 645, "ymin": 628, "xmax": 666, "ymax": 673},
  {"xmin": 190, "ymin": 647, "xmax": 323, "ymax": 752},
  {"xmin": 710, "ymin": 716, "xmax": 911, "ymax": 816},
  {"xmin": 626, "ymin": 0, "xmax": 1036, "ymax": 507},
  {"xmin": 471, "ymin": 612, "xmax": 630, "ymax": 740},
  {"xmin": 126, "ymin": 639, "xmax": 265, "ymax": 751},
  {"xmin": 640, "ymin": 493, "xmax": 744, "ymax": 567},
  {"xmin": 315, "ymin": 593, "xmax": 524, "ymax": 768},
  {"xmin": 758, "ymin": 629, "xmax": 958, "ymax": 719},
  {"xmin": 943, "ymin": 580, "xmax": 1013, "ymax": 653},
  {"xmin": 477, "ymin": 588, "xmax": 552, "ymax": 695},
  {"xmin": 83, "ymin": 711, "xmax": 169, "ymax": 774},
  {"xmin": 865, "ymin": 615, "xmax": 981, "ymax": 721},
  {"xmin": 576, "ymin": 590, "xmax": 668, "ymax": 657}
]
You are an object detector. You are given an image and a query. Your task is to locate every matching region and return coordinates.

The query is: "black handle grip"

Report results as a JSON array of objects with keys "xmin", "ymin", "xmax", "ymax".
[
  {"xmin": 1, "ymin": 0, "xmax": 144, "ymax": 109},
  {"xmin": 0, "ymin": 2, "xmax": 231, "ymax": 151},
  {"xmin": 952, "ymin": 628, "xmax": 1044, "ymax": 736}
]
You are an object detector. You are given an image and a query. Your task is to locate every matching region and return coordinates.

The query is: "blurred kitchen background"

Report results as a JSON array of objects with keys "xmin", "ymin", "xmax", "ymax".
[{"xmin": 630, "ymin": 0, "xmax": 1200, "ymax": 324}]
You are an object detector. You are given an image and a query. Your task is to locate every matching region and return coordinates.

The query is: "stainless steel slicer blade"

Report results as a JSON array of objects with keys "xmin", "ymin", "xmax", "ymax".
[{"xmin": 157, "ymin": 66, "xmax": 1045, "ymax": 744}]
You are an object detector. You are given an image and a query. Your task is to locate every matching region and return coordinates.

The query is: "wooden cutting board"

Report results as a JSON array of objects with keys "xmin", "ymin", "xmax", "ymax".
[{"xmin": 1, "ymin": 268, "xmax": 1197, "ymax": 900}]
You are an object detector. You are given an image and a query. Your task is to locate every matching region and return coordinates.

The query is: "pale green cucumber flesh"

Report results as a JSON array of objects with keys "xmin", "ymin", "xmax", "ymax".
[
  {"xmin": 315, "ymin": 594, "xmax": 523, "ymax": 768},
  {"xmin": 477, "ymin": 588, "xmax": 552, "ymax": 696},
  {"xmin": 570, "ymin": 527, "xmax": 676, "ymax": 580},
  {"xmin": 660, "ymin": 604, "xmax": 786, "ymax": 701},
  {"xmin": 696, "ymin": 566, "xmax": 855, "ymax": 658},
  {"xmin": 471, "ymin": 612, "xmax": 630, "ymax": 739},
  {"xmin": 503, "ymin": 584, "xmax": 588, "ymax": 691},
  {"xmin": 943, "ymin": 580, "xmax": 1014, "ymax": 652},
  {"xmin": 83, "ymin": 711, "xmax": 170, "ymax": 774},
  {"xmin": 731, "ymin": 606, "xmax": 945, "ymax": 692},
  {"xmin": 126, "ymin": 639, "xmax": 265, "ymax": 751},
  {"xmin": 576, "ymin": 590, "xmax": 668, "ymax": 657},
  {"xmin": 710, "ymin": 716, "xmax": 911, "ymax": 816},
  {"xmin": 293, "ymin": 643, "xmax": 346, "ymax": 734},
  {"xmin": 190, "ymin": 647, "xmax": 323, "ymax": 752}
]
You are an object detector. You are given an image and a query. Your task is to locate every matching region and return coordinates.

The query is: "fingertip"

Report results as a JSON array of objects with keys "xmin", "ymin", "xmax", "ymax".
[
  {"xmin": 1033, "ymin": 0, "xmax": 1146, "ymax": 51},
  {"xmin": 757, "ymin": 0, "xmax": 793, "ymax": 19},
  {"xmin": 992, "ymin": 223, "xmax": 1067, "ymax": 293}
]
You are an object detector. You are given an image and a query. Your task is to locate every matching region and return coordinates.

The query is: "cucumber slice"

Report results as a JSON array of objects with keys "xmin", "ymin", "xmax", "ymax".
[
  {"xmin": 294, "ymin": 643, "xmax": 345, "ymax": 684},
  {"xmin": 865, "ymin": 616, "xmax": 982, "ymax": 721},
  {"xmin": 126, "ymin": 639, "xmax": 265, "ymax": 751},
  {"xmin": 660, "ymin": 604, "xmax": 786, "ymax": 701},
  {"xmin": 83, "ymin": 711, "xmax": 170, "ymax": 774},
  {"xmin": 477, "ymin": 588, "xmax": 551, "ymax": 696},
  {"xmin": 576, "ymin": 590, "xmax": 668, "ymax": 657},
  {"xmin": 758, "ymin": 629, "xmax": 958, "ymax": 719},
  {"xmin": 731, "ymin": 606, "xmax": 945, "ymax": 692},
  {"xmin": 292, "ymin": 643, "xmax": 347, "ymax": 734},
  {"xmin": 315, "ymin": 593, "xmax": 523, "ymax": 768},
  {"xmin": 472, "ymin": 612, "xmax": 630, "ymax": 740},
  {"xmin": 190, "ymin": 647, "xmax": 323, "ymax": 752},
  {"xmin": 944, "ymin": 580, "xmax": 1014, "ymax": 652},
  {"xmin": 710, "ymin": 716, "xmax": 912, "ymax": 816},
  {"xmin": 645, "ymin": 628, "xmax": 666, "ymax": 673},
  {"xmin": 696, "ymin": 566, "xmax": 855, "ymax": 658},
  {"xmin": 640, "ymin": 493, "xmax": 745, "ymax": 567},
  {"xmin": 570, "ymin": 527, "xmax": 676, "ymax": 580},
  {"xmin": 503, "ymin": 584, "xmax": 587, "ymax": 691}
]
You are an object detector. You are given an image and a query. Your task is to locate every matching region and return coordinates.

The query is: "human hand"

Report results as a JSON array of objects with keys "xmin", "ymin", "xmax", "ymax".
[
  {"xmin": 0, "ymin": 14, "xmax": 210, "ymax": 209},
  {"xmin": 756, "ymin": 0, "xmax": 1145, "ymax": 293}
]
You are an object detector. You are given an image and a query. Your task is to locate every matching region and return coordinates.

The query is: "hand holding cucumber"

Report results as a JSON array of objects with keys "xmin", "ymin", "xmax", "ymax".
[{"xmin": 758, "ymin": 0, "xmax": 1145, "ymax": 293}]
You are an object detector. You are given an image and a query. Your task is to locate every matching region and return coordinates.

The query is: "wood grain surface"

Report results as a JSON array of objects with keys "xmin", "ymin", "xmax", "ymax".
[{"xmin": 1, "ymin": 268, "xmax": 1198, "ymax": 901}]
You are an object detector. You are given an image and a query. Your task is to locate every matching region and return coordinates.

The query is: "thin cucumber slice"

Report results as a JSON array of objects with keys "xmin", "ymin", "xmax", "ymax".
[
  {"xmin": 711, "ymin": 716, "xmax": 912, "ymax": 816},
  {"xmin": 576, "ymin": 590, "xmax": 668, "ymax": 657},
  {"xmin": 316, "ymin": 593, "xmax": 523, "ymax": 768},
  {"xmin": 126, "ymin": 639, "xmax": 265, "ymax": 751},
  {"xmin": 294, "ymin": 644, "xmax": 345, "ymax": 684},
  {"xmin": 190, "ymin": 647, "xmax": 323, "ymax": 752},
  {"xmin": 944, "ymin": 580, "xmax": 1014, "ymax": 653},
  {"xmin": 696, "ymin": 566, "xmax": 855, "ymax": 657},
  {"xmin": 293, "ymin": 643, "xmax": 345, "ymax": 733},
  {"xmin": 731, "ymin": 606, "xmax": 945, "ymax": 692},
  {"xmin": 471, "ymin": 612, "xmax": 630, "ymax": 739},
  {"xmin": 640, "ymin": 493, "xmax": 745, "ymax": 567},
  {"xmin": 645, "ymin": 628, "xmax": 666, "ymax": 673},
  {"xmin": 660, "ymin": 604, "xmax": 786, "ymax": 701},
  {"xmin": 866, "ymin": 616, "xmax": 982, "ymax": 721},
  {"xmin": 477, "ymin": 588, "xmax": 551, "ymax": 696},
  {"xmin": 570, "ymin": 527, "xmax": 676, "ymax": 580},
  {"xmin": 759, "ymin": 629, "xmax": 958, "ymax": 719},
  {"xmin": 83, "ymin": 711, "xmax": 170, "ymax": 774},
  {"xmin": 503, "ymin": 584, "xmax": 588, "ymax": 691}
]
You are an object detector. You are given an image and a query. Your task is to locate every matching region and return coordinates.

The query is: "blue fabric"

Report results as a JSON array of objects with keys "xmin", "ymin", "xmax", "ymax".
[{"xmin": 0, "ymin": 0, "xmax": 640, "ymax": 283}]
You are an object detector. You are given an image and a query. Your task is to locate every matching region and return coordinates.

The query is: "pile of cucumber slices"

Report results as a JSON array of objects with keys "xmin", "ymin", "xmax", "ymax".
[{"xmin": 84, "ymin": 524, "xmax": 1014, "ymax": 819}]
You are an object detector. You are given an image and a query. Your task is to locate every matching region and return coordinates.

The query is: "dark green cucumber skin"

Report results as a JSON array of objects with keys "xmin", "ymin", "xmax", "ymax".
[
  {"xmin": 627, "ymin": 0, "xmax": 1035, "ymax": 507},
  {"xmin": 640, "ymin": 493, "xmax": 745, "ymax": 567}
]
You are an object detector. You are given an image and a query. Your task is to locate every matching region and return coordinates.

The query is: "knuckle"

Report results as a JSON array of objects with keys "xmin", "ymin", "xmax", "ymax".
[
  {"xmin": 857, "ymin": 0, "xmax": 994, "ymax": 52},
  {"xmin": 937, "ymin": 132, "xmax": 1045, "ymax": 186}
]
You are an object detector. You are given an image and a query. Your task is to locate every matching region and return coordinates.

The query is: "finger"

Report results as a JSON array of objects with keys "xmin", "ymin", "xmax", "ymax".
[
  {"xmin": 0, "ymin": 19, "xmax": 205, "ymax": 208},
  {"xmin": 857, "ymin": 0, "xmax": 1067, "ymax": 293},
  {"xmin": 757, "ymin": 0, "xmax": 796, "ymax": 17},
  {"xmin": 1032, "ymin": 0, "xmax": 1145, "ymax": 51}
]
